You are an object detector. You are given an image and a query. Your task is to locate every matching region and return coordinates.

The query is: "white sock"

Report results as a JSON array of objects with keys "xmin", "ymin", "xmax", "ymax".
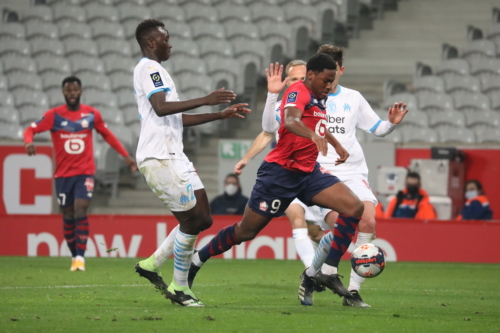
[
  {"xmin": 154, "ymin": 225, "xmax": 179, "ymax": 267},
  {"xmin": 321, "ymin": 263, "xmax": 337, "ymax": 275},
  {"xmin": 76, "ymin": 255, "xmax": 85, "ymax": 263},
  {"xmin": 293, "ymin": 228, "xmax": 315, "ymax": 268},
  {"xmin": 173, "ymin": 230, "xmax": 198, "ymax": 287},
  {"xmin": 311, "ymin": 238, "xmax": 319, "ymax": 251},
  {"xmin": 191, "ymin": 251, "xmax": 203, "ymax": 267},
  {"xmin": 348, "ymin": 232, "xmax": 375, "ymax": 291}
]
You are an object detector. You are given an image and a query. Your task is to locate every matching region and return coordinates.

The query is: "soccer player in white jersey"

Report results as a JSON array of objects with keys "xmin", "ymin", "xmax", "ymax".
[
  {"xmin": 234, "ymin": 61, "xmax": 320, "ymax": 268},
  {"xmin": 296, "ymin": 44, "xmax": 408, "ymax": 307},
  {"xmin": 132, "ymin": 19, "xmax": 250, "ymax": 307}
]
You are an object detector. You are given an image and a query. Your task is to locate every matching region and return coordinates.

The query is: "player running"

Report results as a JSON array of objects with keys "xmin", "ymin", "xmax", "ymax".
[
  {"xmin": 132, "ymin": 19, "xmax": 250, "ymax": 307},
  {"xmin": 235, "ymin": 60, "xmax": 319, "ymax": 268},
  {"xmin": 189, "ymin": 53, "xmax": 365, "ymax": 303},
  {"xmin": 296, "ymin": 44, "xmax": 408, "ymax": 307},
  {"xmin": 24, "ymin": 76, "xmax": 138, "ymax": 272}
]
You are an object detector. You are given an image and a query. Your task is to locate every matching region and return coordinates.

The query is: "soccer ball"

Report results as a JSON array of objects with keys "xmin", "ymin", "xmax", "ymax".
[{"xmin": 350, "ymin": 243, "xmax": 385, "ymax": 278}]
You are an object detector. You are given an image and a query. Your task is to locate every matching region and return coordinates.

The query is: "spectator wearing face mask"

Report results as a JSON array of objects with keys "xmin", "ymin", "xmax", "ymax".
[
  {"xmin": 384, "ymin": 171, "xmax": 437, "ymax": 219},
  {"xmin": 457, "ymin": 180, "xmax": 493, "ymax": 220},
  {"xmin": 210, "ymin": 173, "xmax": 249, "ymax": 215}
]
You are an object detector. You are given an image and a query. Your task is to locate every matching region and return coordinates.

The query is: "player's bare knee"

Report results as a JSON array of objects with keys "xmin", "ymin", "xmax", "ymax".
[{"xmin": 350, "ymin": 200, "xmax": 364, "ymax": 218}]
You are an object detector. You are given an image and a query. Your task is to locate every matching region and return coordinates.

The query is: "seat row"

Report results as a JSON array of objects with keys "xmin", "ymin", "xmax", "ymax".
[{"xmin": 356, "ymin": 125, "xmax": 500, "ymax": 145}]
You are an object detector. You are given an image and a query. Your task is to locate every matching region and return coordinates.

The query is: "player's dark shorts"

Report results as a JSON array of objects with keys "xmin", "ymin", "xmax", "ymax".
[
  {"xmin": 247, "ymin": 161, "xmax": 341, "ymax": 218},
  {"xmin": 55, "ymin": 175, "xmax": 94, "ymax": 207}
]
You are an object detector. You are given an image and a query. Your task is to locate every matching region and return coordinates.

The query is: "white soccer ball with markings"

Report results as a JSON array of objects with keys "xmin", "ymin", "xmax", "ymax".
[{"xmin": 351, "ymin": 243, "xmax": 385, "ymax": 278}]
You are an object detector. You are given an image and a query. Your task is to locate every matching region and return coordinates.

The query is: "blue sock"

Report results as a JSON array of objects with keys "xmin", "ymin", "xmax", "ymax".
[
  {"xmin": 198, "ymin": 223, "xmax": 239, "ymax": 263},
  {"xmin": 324, "ymin": 215, "xmax": 360, "ymax": 268}
]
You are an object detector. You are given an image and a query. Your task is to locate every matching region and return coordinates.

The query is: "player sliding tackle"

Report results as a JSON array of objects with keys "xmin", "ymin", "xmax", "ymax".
[
  {"xmin": 189, "ymin": 53, "xmax": 364, "ymax": 300},
  {"xmin": 132, "ymin": 19, "xmax": 250, "ymax": 307}
]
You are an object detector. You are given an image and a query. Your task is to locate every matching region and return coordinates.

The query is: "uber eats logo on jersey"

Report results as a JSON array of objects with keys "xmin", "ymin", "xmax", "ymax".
[
  {"xmin": 150, "ymin": 72, "xmax": 163, "ymax": 87},
  {"xmin": 327, "ymin": 115, "xmax": 346, "ymax": 134}
]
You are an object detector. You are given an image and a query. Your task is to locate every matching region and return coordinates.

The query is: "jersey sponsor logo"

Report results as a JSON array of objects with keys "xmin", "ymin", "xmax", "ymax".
[
  {"xmin": 259, "ymin": 201, "xmax": 268, "ymax": 211},
  {"xmin": 326, "ymin": 100, "xmax": 336, "ymax": 113},
  {"xmin": 84, "ymin": 177, "xmax": 94, "ymax": 192},
  {"xmin": 61, "ymin": 121, "xmax": 68, "ymax": 126},
  {"xmin": 286, "ymin": 92, "xmax": 298, "ymax": 103},
  {"xmin": 361, "ymin": 179, "xmax": 372, "ymax": 190},
  {"xmin": 326, "ymin": 115, "xmax": 346, "ymax": 134},
  {"xmin": 343, "ymin": 103, "xmax": 351, "ymax": 111},
  {"xmin": 60, "ymin": 133, "xmax": 87, "ymax": 139},
  {"xmin": 150, "ymin": 72, "xmax": 163, "ymax": 87},
  {"xmin": 313, "ymin": 111, "xmax": 326, "ymax": 118},
  {"xmin": 63, "ymin": 139, "xmax": 85, "ymax": 154},
  {"xmin": 315, "ymin": 119, "xmax": 327, "ymax": 137}
]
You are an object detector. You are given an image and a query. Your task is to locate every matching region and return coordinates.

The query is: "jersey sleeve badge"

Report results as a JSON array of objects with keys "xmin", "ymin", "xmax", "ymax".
[
  {"xmin": 150, "ymin": 72, "xmax": 164, "ymax": 87},
  {"xmin": 286, "ymin": 92, "xmax": 298, "ymax": 103}
]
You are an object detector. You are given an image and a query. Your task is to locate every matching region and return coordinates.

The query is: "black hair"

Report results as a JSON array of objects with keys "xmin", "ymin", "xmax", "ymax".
[
  {"xmin": 306, "ymin": 53, "xmax": 337, "ymax": 74},
  {"xmin": 135, "ymin": 19, "xmax": 165, "ymax": 49},
  {"xmin": 225, "ymin": 173, "xmax": 240, "ymax": 185},
  {"xmin": 317, "ymin": 44, "xmax": 344, "ymax": 67},
  {"xmin": 61, "ymin": 76, "xmax": 81, "ymax": 88},
  {"xmin": 406, "ymin": 171, "xmax": 421, "ymax": 181},
  {"xmin": 465, "ymin": 179, "xmax": 483, "ymax": 193}
]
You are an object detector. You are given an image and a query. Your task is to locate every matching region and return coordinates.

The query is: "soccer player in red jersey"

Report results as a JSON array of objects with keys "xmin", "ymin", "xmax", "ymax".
[
  {"xmin": 188, "ymin": 54, "xmax": 365, "ymax": 302},
  {"xmin": 24, "ymin": 76, "xmax": 137, "ymax": 271}
]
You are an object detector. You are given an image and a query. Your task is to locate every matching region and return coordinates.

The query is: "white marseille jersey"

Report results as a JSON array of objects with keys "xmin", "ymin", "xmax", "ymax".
[
  {"xmin": 275, "ymin": 99, "xmax": 282, "ymax": 141},
  {"xmin": 133, "ymin": 57, "xmax": 187, "ymax": 164},
  {"xmin": 316, "ymin": 85, "xmax": 382, "ymax": 179}
]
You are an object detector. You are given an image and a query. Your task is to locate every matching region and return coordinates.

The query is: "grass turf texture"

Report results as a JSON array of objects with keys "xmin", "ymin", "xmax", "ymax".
[{"xmin": 0, "ymin": 257, "xmax": 499, "ymax": 333}]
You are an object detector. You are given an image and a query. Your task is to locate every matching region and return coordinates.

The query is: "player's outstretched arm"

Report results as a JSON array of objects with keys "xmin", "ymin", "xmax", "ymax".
[
  {"xmin": 182, "ymin": 103, "xmax": 251, "ymax": 127},
  {"xmin": 149, "ymin": 88, "xmax": 237, "ymax": 117},
  {"xmin": 284, "ymin": 106, "xmax": 328, "ymax": 156},
  {"xmin": 262, "ymin": 63, "xmax": 287, "ymax": 133},
  {"xmin": 325, "ymin": 131, "xmax": 349, "ymax": 165},
  {"xmin": 234, "ymin": 131, "xmax": 274, "ymax": 175}
]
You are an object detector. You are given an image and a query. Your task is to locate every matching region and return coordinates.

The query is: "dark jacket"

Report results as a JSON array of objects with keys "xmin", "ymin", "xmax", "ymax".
[{"xmin": 210, "ymin": 190, "xmax": 248, "ymax": 215}]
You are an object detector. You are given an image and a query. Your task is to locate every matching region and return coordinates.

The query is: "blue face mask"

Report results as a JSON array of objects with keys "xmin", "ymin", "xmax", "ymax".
[{"xmin": 465, "ymin": 190, "xmax": 478, "ymax": 200}]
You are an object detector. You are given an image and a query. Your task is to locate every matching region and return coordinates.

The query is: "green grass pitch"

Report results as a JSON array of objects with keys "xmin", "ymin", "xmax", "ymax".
[{"xmin": 0, "ymin": 257, "xmax": 499, "ymax": 333}]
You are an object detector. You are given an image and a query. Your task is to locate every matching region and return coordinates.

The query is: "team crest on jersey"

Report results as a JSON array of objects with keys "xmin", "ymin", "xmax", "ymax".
[
  {"xmin": 259, "ymin": 201, "xmax": 268, "ymax": 211},
  {"xmin": 150, "ymin": 72, "xmax": 163, "ymax": 87},
  {"xmin": 286, "ymin": 92, "xmax": 298, "ymax": 103},
  {"xmin": 343, "ymin": 103, "xmax": 351, "ymax": 111},
  {"xmin": 84, "ymin": 177, "xmax": 94, "ymax": 192},
  {"xmin": 81, "ymin": 119, "xmax": 89, "ymax": 128},
  {"xmin": 326, "ymin": 100, "xmax": 336, "ymax": 113}
]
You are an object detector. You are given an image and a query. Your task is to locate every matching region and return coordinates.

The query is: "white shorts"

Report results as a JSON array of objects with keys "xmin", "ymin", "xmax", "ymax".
[
  {"xmin": 138, "ymin": 158, "xmax": 204, "ymax": 212},
  {"xmin": 290, "ymin": 177, "xmax": 377, "ymax": 230}
]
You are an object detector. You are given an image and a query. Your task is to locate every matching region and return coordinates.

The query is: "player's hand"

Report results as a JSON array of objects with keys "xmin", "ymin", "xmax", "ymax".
[
  {"xmin": 387, "ymin": 102, "xmax": 409, "ymax": 124},
  {"xmin": 334, "ymin": 145, "xmax": 349, "ymax": 165},
  {"xmin": 219, "ymin": 103, "xmax": 251, "ymax": 119},
  {"xmin": 124, "ymin": 155, "xmax": 138, "ymax": 172},
  {"xmin": 312, "ymin": 134, "xmax": 328, "ymax": 156},
  {"xmin": 266, "ymin": 62, "xmax": 289, "ymax": 94},
  {"xmin": 25, "ymin": 143, "xmax": 36, "ymax": 156},
  {"xmin": 234, "ymin": 158, "xmax": 248, "ymax": 175},
  {"xmin": 204, "ymin": 88, "xmax": 237, "ymax": 105}
]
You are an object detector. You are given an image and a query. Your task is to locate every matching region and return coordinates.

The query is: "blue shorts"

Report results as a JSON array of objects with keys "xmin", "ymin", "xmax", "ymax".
[
  {"xmin": 55, "ymin": 175, "xmax": 94, "ymax": 207},
  {"xmin": 247, "ymin": 161, "xmax": 341, "ymax": 218}
]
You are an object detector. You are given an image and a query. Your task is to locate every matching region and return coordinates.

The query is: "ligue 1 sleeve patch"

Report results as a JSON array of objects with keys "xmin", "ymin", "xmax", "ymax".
[
  {"xmin": 286, "ymin": 92, "xmax": 298, "ymax": 103},
  {"xmin": 150, "ymin": 72, "xmax": 164, "ymax": 87}
]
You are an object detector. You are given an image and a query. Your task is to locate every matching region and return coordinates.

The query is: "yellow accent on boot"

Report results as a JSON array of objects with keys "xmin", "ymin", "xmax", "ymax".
[{"xmin": 70, "ymin": 258, "xmax": 77, "ymax": 271}]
